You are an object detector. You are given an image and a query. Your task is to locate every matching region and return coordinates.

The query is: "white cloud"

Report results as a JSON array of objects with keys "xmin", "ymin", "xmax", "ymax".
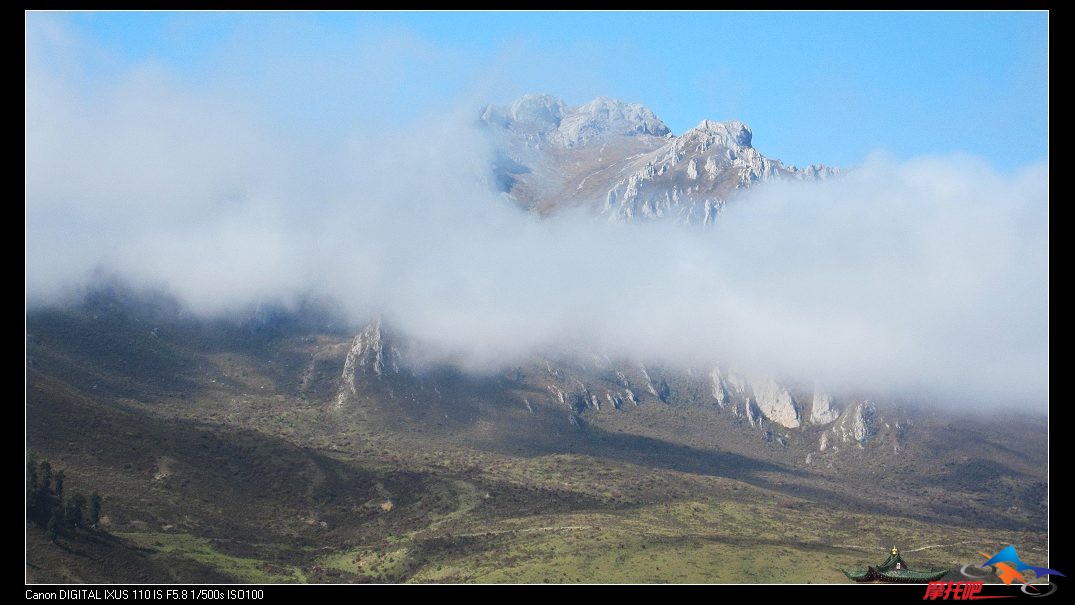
[{"xmin": 25, "ymin": 19, "xmax": 1048, "ymax": 410}]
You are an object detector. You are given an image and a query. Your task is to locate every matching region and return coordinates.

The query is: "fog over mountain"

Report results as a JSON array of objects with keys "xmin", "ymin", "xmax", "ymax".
[{"xmin": 26, "ymin": 45, "xmax": 1048, "ymax": 410}]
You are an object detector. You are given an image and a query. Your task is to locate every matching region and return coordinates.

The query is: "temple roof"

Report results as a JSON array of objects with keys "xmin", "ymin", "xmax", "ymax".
[
  {"xmin": 876, "ymin": 547, "xmax": 909, "ymax": 572},
  {"xmin": 843, "ymin": 567, "xmax": 950, "ymax": 583},
  {"xmin": 842, "ymin": 547, "xmax": 949, "ymax": 583}
]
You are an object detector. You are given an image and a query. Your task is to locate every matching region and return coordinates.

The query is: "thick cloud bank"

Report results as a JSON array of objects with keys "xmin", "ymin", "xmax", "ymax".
[{"xmin": 26, "ymin": 26, "xmax": 1048, "ymax": 409}]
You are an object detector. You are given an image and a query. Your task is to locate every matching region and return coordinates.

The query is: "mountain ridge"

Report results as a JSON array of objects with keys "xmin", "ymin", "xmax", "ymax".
[
  {"xmin": 25, "ymin": 287, "xmax": 1048, "ymax": 583},
  {"xmin": 481, "ymin": 94, "xmax": 838, "ymax": 222}
]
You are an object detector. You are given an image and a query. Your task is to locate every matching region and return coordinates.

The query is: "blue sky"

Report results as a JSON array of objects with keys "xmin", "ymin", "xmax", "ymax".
[{"xmin": 28, "ymin": 10, "xmax": 1047, "ymax": 171}]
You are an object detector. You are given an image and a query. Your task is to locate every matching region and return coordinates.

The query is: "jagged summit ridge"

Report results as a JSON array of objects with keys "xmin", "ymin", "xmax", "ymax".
[
  {"xmin": 483, "ymin": 94, "xmax": 837, "ymax": 222},
  {"xmin": 554, "ymin": 97, "xmax": 671, "ymax": 147},
  {"xmin": 692, "ymin": 119, "xmax": 752, "ymax": 148},
  {"xmin": 482, "ymin": 94, "xmax": 671, "ymax": 148},
  {"xmin": 602, "ymin": 115, "xmax": 837, "ymax": 223},
  {"xmin": 481, "ymin": 94, "xmax": 565, "ymax": 134}
]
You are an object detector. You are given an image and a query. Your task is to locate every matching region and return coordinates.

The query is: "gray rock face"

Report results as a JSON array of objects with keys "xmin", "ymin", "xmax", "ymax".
[
  {"xmin": 693, "ymin": 119, "xmax": 753, "ymax": 148},
  {"xmin": 724, "ymin": 371, "xmax": 749, "ymax": 396},
  {"xmin": 640, "ymin": 365, "xmax": 671, "ymax": 403},
  {"xmin": 335, "ymin": 318, "xmax": 403, "ymax": 408},
  {"xmin": 750, "ymin": 377, "xmax": 800, "ymax": 429},
  {"xmin": 810, "ymin": 390, "xmax": 839, "ymax": 425},
  {"xmin": 710, "ymin": 366, "xmax": 806, "ymax": 429},
  {"xmin": 744, "ymin": 398, "xmax": 763, "ymax": 428},
  {"xmin": 547, "ymin": 385, "xmax": 567, "ymax": 406},
  {"xmin": 605, "ymin": 391, "xmax": 625, "ymax": 410},
  {"xmin": 823, "ymin": 400, "xmax": 879, "ymax": 447},
  {"xmin": 848, "ymin": 401, "xmax": 879, "ymax": 443},
  {"xmin": 352, "ymin": 318, "xmax": 401, "ymax": 377},
  {"xmin": 709, "ymin": 367, "xmax": 728, "ymax": 406}
]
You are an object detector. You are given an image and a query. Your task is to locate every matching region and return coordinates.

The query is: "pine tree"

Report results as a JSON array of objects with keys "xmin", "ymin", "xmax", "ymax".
[
  {"xmin": 31, "ymin": 460, "xmax": 54, "ymax": 524},
  {"xmin": 66, "ymin": 493, "xmax": 86, "ymax": 528},
  {"xmin": 54, "ymin": 470, "xmax": 65, "ymax": 501},
  {"xmin": 40, "ymin": 461, "xmax": 52, "ymax": 493},
  {"xmin": 27, "ymin": 454, "xmax": 38, "ymax": 492},
  {"xmin": 89, "ymin": 493, "xmax": 102, "ymax": 527},
  {"xmin": 26, "ymin": 454, "xmax": 40, "ymax": 514},
  {"xmin": 46, "ymin": 513, "xmax": 59, "ymax": 542},
  {"xmin": 27, "ymin": 459, "xmax": 107, "ymax": 537}
]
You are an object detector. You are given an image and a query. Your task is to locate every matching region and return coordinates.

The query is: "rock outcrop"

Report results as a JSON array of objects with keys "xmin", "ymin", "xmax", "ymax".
[
  {"xmin": 750, "ymin": 377, "xmax": 800, "ymax": 429},
  {"xmin": 810, "ymin": 389, "xmax": 839, "ymax": 425},
  {"xmin": 335, "ymin": 318, "xmax": 404, "ymax": 408},
  {"xmin": 819, "ymin": 400, "xmax": 879, "ymax": 449}
]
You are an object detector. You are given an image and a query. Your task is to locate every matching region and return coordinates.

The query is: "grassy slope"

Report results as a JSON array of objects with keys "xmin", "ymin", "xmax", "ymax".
[{"xmin": 25, "ymin": 303, "xmax": 1049, "ymax": 583}]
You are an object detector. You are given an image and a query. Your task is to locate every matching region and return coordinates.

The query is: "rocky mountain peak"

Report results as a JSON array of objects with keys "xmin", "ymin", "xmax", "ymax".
[
  {"xmin": 506, "ymin": 93, "xmax": 567, "ymax": 132},
  {"xmin": 482, "ymin": 94, "xmax": 671, "ymax": 148},
  {"xmin": 691, "ymin": 119, "xmax": 753, "ymax": 148},
  {"xmin": 484, "ymin": 94, "xmax": 836, "ymax": 223},
  {"xmin": 553, "ymin": 97, "xmax": 671, "ymax": 147}
]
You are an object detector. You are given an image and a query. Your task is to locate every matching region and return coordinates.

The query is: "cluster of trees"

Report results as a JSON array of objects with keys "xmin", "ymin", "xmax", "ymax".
[{"xmin": 26, "ymin": 454, "xmax": 102, "ymax": 541}]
